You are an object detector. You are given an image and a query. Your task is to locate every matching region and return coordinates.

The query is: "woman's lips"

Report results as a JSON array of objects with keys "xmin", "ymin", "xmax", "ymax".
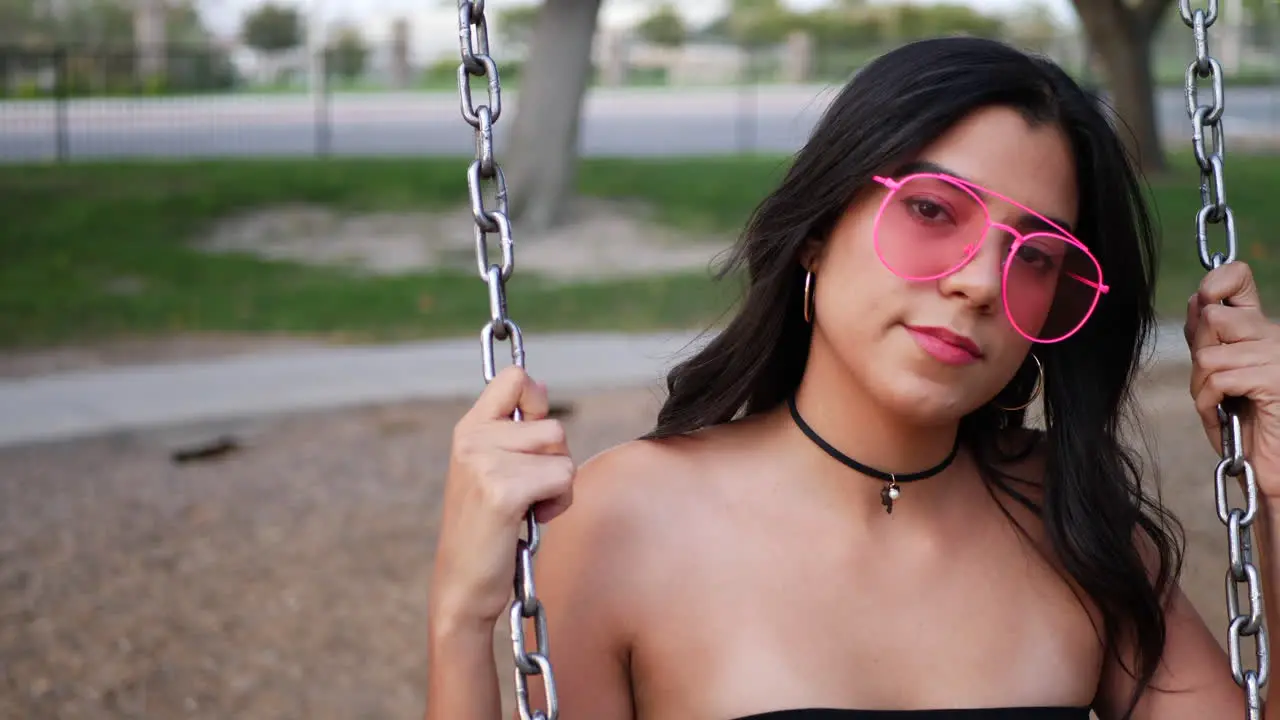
[{"xmin": 904, "ymin": 325, "xmax": 983, "ymax": 365}]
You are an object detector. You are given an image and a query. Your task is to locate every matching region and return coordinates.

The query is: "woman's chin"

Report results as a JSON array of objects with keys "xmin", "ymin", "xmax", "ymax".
[{"xmin": 873, "ymin": 378, "xmax": 987, "ymax": 426}]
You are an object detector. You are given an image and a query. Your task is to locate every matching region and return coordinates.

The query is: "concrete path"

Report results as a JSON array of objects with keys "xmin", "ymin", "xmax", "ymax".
[
  {"xmin": 0, "ymin": 325, "xmax": 1192, "ymax": 450},
  {"xmin": 0, "ymin": 331, "xmax": 709, "ymax": 449}
]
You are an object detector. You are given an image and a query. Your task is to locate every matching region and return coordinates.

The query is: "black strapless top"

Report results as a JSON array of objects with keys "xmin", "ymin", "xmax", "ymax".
[{"xmin": 734, "ymin": 708, "xmax": 1090, "ymax": 719}]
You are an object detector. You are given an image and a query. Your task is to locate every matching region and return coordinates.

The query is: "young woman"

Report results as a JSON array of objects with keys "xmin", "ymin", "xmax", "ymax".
[{"xmin": 427, "ymin": 37, "xmax": 1280, "ymax": 719}]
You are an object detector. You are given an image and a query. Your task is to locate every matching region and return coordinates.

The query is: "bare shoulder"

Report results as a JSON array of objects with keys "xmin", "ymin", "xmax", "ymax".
[
  {"xmin": 505, "ymin": 426, "xmax": 745, "ymax": 720},
  {"xmin": 538, "ymin": 436, "xmax": 681, "ymax": 557},
  {"xmin": 575, "ymin": 433, "xmax": 705, "ymax": 511},
  {"xmin": 504, "ymin": 433, "xmax": 721, "ymax": 719},
  {"xmin": 533, "ymin": 427, "xmax": 729, "ymax": 626},
  {"xmin": 556, "ymin": 429, "xmax": 728, "ymax": 557}
]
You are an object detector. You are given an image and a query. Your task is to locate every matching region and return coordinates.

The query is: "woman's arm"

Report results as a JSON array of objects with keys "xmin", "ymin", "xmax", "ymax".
[
  {"xmin": 424, "ymin": 613, "xmax": 504, "ymax": 720},
  {"xmin": 509, "ymin": 444, "xmax": 649, "ymax": 720},
  {"xmin": 1092, "ymin": 582, "xmax": 1247, "ymax": 719},
  {"xmin": 1182, "ymin": 259, "xmax": 1280, "ymax": 719},
  {"xmin": 425, "ymin": 435, "xmax": 647, "ymax": 720},
  {"xmin": 423, "ymin": 503, "xmax": 636, "ymax": 720},
  {"xmin": 1092, "ymin": 510, "xmax": 1278, "ymax": 720}
]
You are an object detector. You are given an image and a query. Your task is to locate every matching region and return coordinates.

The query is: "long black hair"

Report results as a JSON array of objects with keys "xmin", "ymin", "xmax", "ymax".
[{"xmin": 647, "ymin": 37, "xmax": 1182, "ymax": 718}]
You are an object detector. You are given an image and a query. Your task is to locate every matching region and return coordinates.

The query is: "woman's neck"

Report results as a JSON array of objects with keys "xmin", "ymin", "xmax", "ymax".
[
  {"xmin": 791, "ymin": 378, "xmax": 961, "ymax": 480},
  {"xmin": 786, "ymin": 346, "xmax": 975, "ymax": 520}
]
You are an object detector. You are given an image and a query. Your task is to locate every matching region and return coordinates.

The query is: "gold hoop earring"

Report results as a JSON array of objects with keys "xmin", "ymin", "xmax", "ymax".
[
  {"xmin": 995, "ymin": 353, "xmax": 1043, "ymax": 412},
  {"xmin": 803, "ymin": 270, "xmax": 815, "ymax": 323}
]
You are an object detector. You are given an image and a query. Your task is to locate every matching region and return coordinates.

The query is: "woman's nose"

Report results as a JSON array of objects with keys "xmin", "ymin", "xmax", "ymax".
[{"xmin": 937, "ymin": 224, "xmax": 1009, "ymax": 309}]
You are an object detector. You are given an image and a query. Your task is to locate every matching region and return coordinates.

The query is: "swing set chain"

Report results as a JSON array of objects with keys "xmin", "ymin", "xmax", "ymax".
[
  {"xmin": 456, "ymin": 2, "xmax": 559, "ymax": 720},
  {"xmin": 1180, "ymin": 2, "xmax": 1268, "ymax": 717}
]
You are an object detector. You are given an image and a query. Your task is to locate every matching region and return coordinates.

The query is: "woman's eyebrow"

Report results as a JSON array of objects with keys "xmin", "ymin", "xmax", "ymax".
[
  {"xmin": 1018, "ymin": 214, "xmax": 1074, "ymax": 235},
  {"xmin": 889, "ymin": 160, "xmax": 1076, "ymax": 234},
  {"xmin": 891, "ymin": 159, "xmax": 963, "ymax": 180}
]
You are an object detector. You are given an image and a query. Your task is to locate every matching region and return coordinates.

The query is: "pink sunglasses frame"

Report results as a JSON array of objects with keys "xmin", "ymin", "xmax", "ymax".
[{"xmin": 871, "ymin": 172, "xmax": 1110, "ymax": 344}]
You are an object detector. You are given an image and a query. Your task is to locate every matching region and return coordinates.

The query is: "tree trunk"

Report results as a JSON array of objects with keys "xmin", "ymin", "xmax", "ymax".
[
  {"xmin": 1096, "ymin": 26, "xmax": 1164, "ymax": 172},
  {"xmin": 501, "ymin": 0, "xmax": 604, "ymax": 234},
  {"xmin": 1070, "ymin": 0, "xmax": 1172, "ymax": 174},
  {"xmin": 134, "ymin": 0, "xmax": 168, "ymax": 83}
]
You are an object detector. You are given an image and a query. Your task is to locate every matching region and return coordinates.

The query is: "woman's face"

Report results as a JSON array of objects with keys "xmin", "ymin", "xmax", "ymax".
[{"xmin": 809, "ymin": 105, "xmax": 1080, "ymax": 423}]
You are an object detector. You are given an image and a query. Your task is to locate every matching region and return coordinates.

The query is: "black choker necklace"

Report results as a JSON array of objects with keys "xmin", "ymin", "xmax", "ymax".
[{"xmin": 787, "ymin": 395, "xmax": 960, "ymax": 514}]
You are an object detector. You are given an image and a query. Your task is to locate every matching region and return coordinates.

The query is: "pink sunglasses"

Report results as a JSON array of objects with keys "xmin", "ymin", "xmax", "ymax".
[{"xmin": 871, "ymin": 170, "xmax": 1109, "ymax": 343}]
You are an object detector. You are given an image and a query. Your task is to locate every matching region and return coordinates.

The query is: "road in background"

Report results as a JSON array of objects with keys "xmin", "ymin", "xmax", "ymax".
[{"xmin": 2, "ymin": 85, "xmax": 1277, "ymax": 162}]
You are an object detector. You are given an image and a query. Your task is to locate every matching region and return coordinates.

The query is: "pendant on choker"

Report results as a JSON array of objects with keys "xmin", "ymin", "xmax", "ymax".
[{"xmin": 880, "ymin": 477, "xmax": 902, "ymax": 514}]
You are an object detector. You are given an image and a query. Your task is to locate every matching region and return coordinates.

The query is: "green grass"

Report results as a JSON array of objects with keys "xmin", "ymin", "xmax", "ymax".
[
  {"xmin": 0, "ymin": 157, "xmax": 779, "ymax": 349},
  {"xmin": 0, "ymin": 154, "xmax": 1276, "ymax": 350},
  {"xmin": 1144, "ymin": 154, "xmax": 1280, "ymax": 317}
]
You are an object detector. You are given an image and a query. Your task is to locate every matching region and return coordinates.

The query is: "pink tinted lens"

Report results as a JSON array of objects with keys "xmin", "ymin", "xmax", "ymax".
[
  {"xmin": 1004, "ymin": 233, "xmax": 1103, "ymax": 342},
  {"xmin": 876, "ymin": 176, "xmax": 986, "ymax": 280}
]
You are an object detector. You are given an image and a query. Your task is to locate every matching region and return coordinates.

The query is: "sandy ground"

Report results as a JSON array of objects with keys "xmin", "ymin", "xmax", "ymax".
[
  {"xmin": 193, "ymin": 199, "xmax": 736, "ymax": 282},
  {"xmin": 0, "ymin": 355, "xmax": 1261, "ymax": 719}
]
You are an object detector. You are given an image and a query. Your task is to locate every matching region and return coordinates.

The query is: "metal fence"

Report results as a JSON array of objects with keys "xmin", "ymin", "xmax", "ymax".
[
  {"xmin": 0, "ymin": 43, "xmax": 338, "ymax": 162},
  {"xmin": 2, "ymin": 29, "xmax": 1278, "ymax": 164}
]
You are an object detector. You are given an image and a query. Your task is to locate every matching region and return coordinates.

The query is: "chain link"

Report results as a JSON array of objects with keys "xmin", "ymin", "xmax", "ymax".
[
  {"xmin": 1181, "ymin": 4, "xmax": 1267, "ymax": 717},
  {"xmin": 456, "ymin": 3, "xmax": 558, "ymax": 719},
  {"xmin": 1180, "ymin": 0, "xmax": 1237, "ymax": 268}
]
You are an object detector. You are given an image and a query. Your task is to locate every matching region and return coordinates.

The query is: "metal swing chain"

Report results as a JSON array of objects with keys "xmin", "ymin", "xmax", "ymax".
[
  {"xmin": 1179, "ymin": 2, "xmax": 1269, "ymax": 717},
  {"xmin": 456, "ymin": 2, "xmax": 559, "ymax": 719}
]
